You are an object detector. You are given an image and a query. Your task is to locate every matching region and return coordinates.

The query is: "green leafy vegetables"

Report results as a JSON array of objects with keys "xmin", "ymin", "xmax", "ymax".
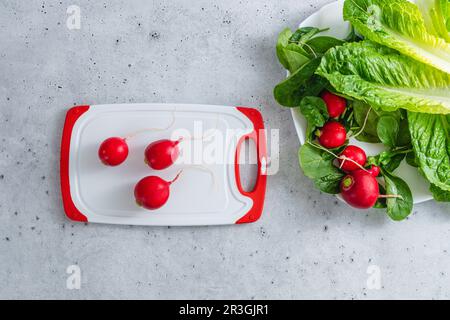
[
  {"xmin": 299, "ymin": 143, "xmax": 344, "ymax": 194},
  {"xmin": 274, "ymin": 0, "xmax": 450, "ymax": 221},
  {"xmin": 408, "ymin": 112, "xmax": 450, "ymax": 193},
  {"xmin": 417, "ymin": 0, "xmax": 450, "ymax": 42},
  {"xmin": 316, "ymin": 41, "xmax": 450, "ymax": 114},
  {"xmin": 274, "ymin": 27, "xmax": 345, "ymax": 107},
  {"xmin": 383, "ymin": 169, "xmax": 413, "ymax": 221},
  {"xmin": 343, "ymin": 0, "xmax": 450, "ymax": 73}
]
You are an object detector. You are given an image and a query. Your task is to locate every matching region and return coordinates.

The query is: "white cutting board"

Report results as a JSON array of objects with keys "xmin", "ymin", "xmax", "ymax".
[
  {"xmin": 291, "ymin": 0, "xmax": 432, "ymax": 203},
  {"xmin": 60, "ymin": 104, "xmax": 267, "ymax": 226}
]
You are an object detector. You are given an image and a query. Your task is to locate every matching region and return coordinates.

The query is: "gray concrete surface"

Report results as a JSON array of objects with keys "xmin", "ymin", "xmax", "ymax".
[{"xmin": 1, "ymin": 0, "xmax": 450, "ymax": 300}]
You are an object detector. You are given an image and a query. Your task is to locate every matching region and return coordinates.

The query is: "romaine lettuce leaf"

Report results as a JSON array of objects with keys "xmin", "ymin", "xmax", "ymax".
[
  {"xmin": 343, "ymin": 0, "xmax": 450, "ymax": 73},
  {"xmin": 316, "ymin": 41, "xmax": 450, "ymax": 114},
  {"xmin": 408, "ymin": 112, "xmax": 450, "ymax": 192},
  {"xmin": 430, "ymin": 184, "xmax": 450, "ymax": 201},
  {"xmin": 447, "ymin": 1, "xmax": 450, "ymax": 32},
  {"xmin": 417, "ymin": 0, "xmax": 450, "ymax": 42}
]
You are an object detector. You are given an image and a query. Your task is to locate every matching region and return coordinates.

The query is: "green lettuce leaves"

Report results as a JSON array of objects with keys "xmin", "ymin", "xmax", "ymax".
[
  {"xmin": 274, "ymin": 58, "xmax": 326, "ymax": 107},
  {"xmin": 408, "ymin": 112, "xmax": 450, "ymax": 193},
  {"xmin": 274, "ymin": 27, "xmax": 345, "ymax": 107},
  {"xmin": 343, "ymin": 0, "xmax": 450, "ymax": 74},
  {"xmin": 417, "ymin": 0, "xmax": 450, "ymax": 42},
  {"xmin": 430, "ymin": 184, "xmax": 450, "ymax": 201},
  {"xmin": 316, "ymin": 41, "xmax": 450, "ymax": 114},
  {"xmin": 383, "ymin": 170, "xmax": 413, "ymax": 220},
  {"xmin": 299, "ymin": 143, "xmax": 344, "ymax": 194}
]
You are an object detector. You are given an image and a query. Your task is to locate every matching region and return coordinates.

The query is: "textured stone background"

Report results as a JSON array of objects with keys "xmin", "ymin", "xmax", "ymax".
[{"xmin": 1, "ymin": 0, "xmax": 450, "ymax": 299}]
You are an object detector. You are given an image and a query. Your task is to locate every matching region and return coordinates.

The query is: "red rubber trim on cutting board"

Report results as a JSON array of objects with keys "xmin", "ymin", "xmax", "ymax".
[
  {"xmin": 60, "ymin": 105, "xmax": 90, "ymax": 222},
  {"xmin": 234, "ymin": 107, "xmax": 267, "ymax": 224}
]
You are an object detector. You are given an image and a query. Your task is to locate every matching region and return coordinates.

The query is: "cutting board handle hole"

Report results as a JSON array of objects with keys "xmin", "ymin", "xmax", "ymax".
[{"xmin": 238, "ymin": 138, "xmax": 258, "ymax": 193}]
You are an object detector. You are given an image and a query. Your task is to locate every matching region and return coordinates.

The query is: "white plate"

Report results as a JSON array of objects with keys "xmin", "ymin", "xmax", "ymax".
[
  {"xmin": 61, "ymin": 104, "xmax": 267, "ymax": 226},
  {"xmin": 290, "ymin": 0, "xmax": 432, "ymax": 203}
]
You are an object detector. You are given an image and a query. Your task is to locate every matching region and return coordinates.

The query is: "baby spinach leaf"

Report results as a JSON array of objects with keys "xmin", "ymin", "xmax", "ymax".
[
  {"xmin": 353, "ymin": 101, "xmax": 404, "ymax": 143},
  {"xmin": 299, "ymin": 96, "xmax": 328, "ymax": 136},
  {"xmin": 298, "ymin": 144, "xmax": 344, "ymax": 194},
  {"xmin": 299, "ymin": 144, "xmax": 336, "ymax": 179},
  {"xmin": 397, "ymin": 119, "xmax": 412, "ymax": 147},
  {"xmin": 406, "ymin": 151, "xmax": 419, "ymax": 168},
  {"xmin": 355, "ymin": 106, "xmax": 409, "ymax": 171},
  {"xmin": 276, "ymin": 28, "xmax": 293, "ymax": 70},
  {"xmin": 285, "ymin": 43, "xmax": 310, "ymax": 56},
  {"xmin": 274, "ymin": 58, "xmax": 326, "ymax": 107},
  {"xmin": 286, "ymin": 27, "xmax": 334, "ymax": 58},
  {"xmin": 353, "ymin": 101, "xmax": 379, "ymax": 139},
  {"xmin": 383, "ymin": 154, "xmax": 406, "ymax": 172},
  {"xmin": 276, "ymin": 29, "xmax": 311, "ymax": 73},
  {"xmin": 430, "ymin": 184, "xmax": 450, "ymax": 202},
  {"xmin": 306, "ymin": 36, "xmax": 344, "ymax": 55},
  {"xmin": 289, "ymin": 27, "xmax": 317, "ymax": 43},
  {"xmin": 314, "ymin": 172, "xmax": 345, "ymax": 194},
  {"xmin": 355, "ymin": 132, "xmax": 381, "ymax": 143},
  {"xmin": 382, "ymin": 170, "xmax": 413, "ymax": 221},
  {"xmin": 344, "ymin": 26, "xmax": 361, "ymax": 42},
  {"xmin": 283, "ymin": 49, "xmax": 310, "ymax": 73},
  {"xmin": 300, "ymin": 96, "xmax": 329, "ymax": 140},
  {"xmin": 373, "ymin": 184, "xmax": 387, "ymax": 209},
  {"xmin": 290, "ymin": 27, "xmax": 328, "ymax": 45},
  {"xmin": 377, "ymin": 116, "xmax": 399, "ymax": 148},
  {"xmin": 368, "ymin": 151, "xmax": 406, "ymax": 172}
]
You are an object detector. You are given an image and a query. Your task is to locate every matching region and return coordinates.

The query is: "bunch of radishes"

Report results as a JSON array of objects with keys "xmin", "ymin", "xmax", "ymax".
[
  {"xmin": 317, "ymin": 91, "xmax": 384, "ymax": 209},
  {"xmin": 98, "ymin": 136, "xmax": 182, "ymax": 210}
]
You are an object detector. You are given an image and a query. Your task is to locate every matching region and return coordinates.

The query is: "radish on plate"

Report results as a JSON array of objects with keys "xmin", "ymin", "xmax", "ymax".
[
  {"xmin": 367, "ymin": 165, "xmax": 381, "ymax": 177},
  {"xmin": 134, "ymin": 172, "xmax": 182, "ymax": 210},
  {"xmin": 340, "ymin": 170, "xmax": 379, "ymax": 209},
  {"xmin": 318, "ymin": 121, "xmax": 347, "ymax": 149},
  {"xmin": 98, "ymin": 137, "xmax": 129, "ymax": 166},
  {"xmin": 321, "ymin": 91, "xmax": 347, "ymax": 118},
  {"xmin": 338, "ymin": 145, "xmax": 367, "ymax": 172}
]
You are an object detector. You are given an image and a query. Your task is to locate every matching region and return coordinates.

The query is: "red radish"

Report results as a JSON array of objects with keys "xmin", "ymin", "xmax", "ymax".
[
  {"xmin": 98, "ymin": 137, "xmax": 129, "ymax": 166},
  {"xmin": 338, "ymin": 145, "xmax": 367, "ymax": 172},
  {"xmin": 340, "ymin": 170, "xmax": 379, "ymax": 209},
  {"xmin": 134, "ymin": 172, "xmax": 182, "ymax": 210},
  {"xmin": 145, "ymin": 139, "xmax": 181, "ymax": 170},
  {"xmin": 367, "ymin": 165, "xmax": 381, "ymax": 177},
  {"xmin": 321, "ymin": 91, "xmax": 347, "ymax": 118},
  {"xmin": 318, "ymin": 121, "xmax": 347, "ymax": 149}
]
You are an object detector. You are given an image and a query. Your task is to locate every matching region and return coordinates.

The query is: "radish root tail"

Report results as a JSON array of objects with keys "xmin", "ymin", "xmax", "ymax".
[
  {"xmin": 352, "ymin": 107, "xmax": 372, "ymax": 139},
  {"xmin": 183, "ymin": 165, "xmax": 217, "ymax": 190},
  {"xmin": 170, "ymin": 170, "xmax": 183, "ymax": 185},
  {"xmin": 124, "ymin": 110, "xmax": 176, "ymax": 141},
  {"xmin": 307, "ymin": 142, "xmax": 370, "ymax": 173},
  {"xmin": 379, "ymin": 194, "xmax": 404, "ymax": 200},
  {"xmin": 338, "ymin": 155, "xmax": 370, "ymax": 173}
]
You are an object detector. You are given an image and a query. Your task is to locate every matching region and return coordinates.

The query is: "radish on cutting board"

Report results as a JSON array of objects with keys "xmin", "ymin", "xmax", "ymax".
[
  {"xmin": 144, "ymin": 138, "xmax": 181, "ymax": 170},
  {"xmin": 98, "ymin": 137, "xmax": 129, "ymax": 166},
  {"xmin": 134, "ymin": 172, "xmax": 182, "ymax": 210},
  {"xmin": 60, "ymin": 104, "xmax": 267, "ymax": 226}
]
